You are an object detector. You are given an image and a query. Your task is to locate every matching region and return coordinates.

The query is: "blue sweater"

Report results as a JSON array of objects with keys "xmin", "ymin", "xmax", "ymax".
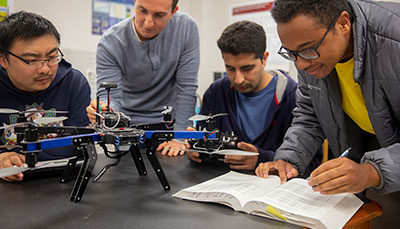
[
  {"xmin": 0, "ymin": 59, "xmax": 91, "ymax": 160},
  {"xmin": 199, "ymin": 70, "xmax": 321, "ymax": 174},
  {"xmin": 96, "ymin": 11, "xmax": 199, "ymax": 130}
]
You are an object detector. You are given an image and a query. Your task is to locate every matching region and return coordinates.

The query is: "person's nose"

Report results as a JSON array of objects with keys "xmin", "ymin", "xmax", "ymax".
[
  {"xmin": 234, "ymin": 71, "xmax": 245, "ymax": 85},
  {"xmin": 295, "ymin": 57, "xmax": 313, "ymax": 71},
  {"xmin": 36, "ymin": 61, "xmax": 51, "ymax": 74},
  {"xmin": 144, "ymin": 15, "xmax": 154, "ymax": 28}
]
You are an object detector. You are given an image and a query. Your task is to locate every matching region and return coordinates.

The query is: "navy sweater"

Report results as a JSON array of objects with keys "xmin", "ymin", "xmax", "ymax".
[
  {"xmin": 199, "ymin": 70, "xmax": 321, "ymax": 174},
  {"xmin": 0, "ymin": 59, "xmax": 91, "ymax": 160}
]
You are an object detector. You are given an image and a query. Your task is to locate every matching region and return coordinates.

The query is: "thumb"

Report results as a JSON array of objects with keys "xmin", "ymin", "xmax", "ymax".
[
  {"xmin": 237, "ymin": 142, "xmax": 257, "ymax": 152},
  {"xmin": 237, "ymin": 142, "xmax": 248, "ymax": 150}
]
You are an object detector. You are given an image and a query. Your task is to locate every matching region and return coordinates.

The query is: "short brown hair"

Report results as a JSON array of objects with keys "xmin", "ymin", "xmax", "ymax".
[{"xmin": 172, "ymin": 0, "xmax": 179, "ymax": 11}]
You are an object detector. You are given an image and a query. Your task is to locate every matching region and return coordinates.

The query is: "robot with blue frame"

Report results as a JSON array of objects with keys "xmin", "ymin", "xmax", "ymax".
[
  {"xmin": 1, "ymin": 82, "xmax": 223, "ymax": 202},
  {"xmin": 18, "ymin": 123, "xmax": 218, "ymax": 202}
]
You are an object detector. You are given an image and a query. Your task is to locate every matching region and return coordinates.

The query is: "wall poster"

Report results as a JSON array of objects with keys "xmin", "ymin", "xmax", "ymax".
[
  {"xmin": 92, "ymin": 0, "xmax": 134, "ymax": 35},
  {"xmin": 0, "ymin": 0, "xmax": 8, "ymax": 21}
]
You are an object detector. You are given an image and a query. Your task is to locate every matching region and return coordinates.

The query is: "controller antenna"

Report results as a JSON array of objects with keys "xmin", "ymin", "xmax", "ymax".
[{"xmin": 100, "ymin": 82, "xmax": 117, "ymax": 112}]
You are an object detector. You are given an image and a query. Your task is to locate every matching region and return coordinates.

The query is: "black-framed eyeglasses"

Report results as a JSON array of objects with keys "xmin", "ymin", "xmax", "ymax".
[
  {"xmin": 277, "ymin": 14, "xmax": 340, "ymax": 61},
  {"xmin": 6, "ymin": 48, "xmax": 64, "ymax": 69}
]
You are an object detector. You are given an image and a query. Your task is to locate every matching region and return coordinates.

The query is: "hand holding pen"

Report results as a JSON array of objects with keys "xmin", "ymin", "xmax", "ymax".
[{"xmin": 306, "ymin": 146, "xmax": 380, "ymax": 194}]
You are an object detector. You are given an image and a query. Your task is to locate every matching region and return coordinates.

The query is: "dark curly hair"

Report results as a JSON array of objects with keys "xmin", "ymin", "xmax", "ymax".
[
  {"xmin": 271, "ymin": 0, "xmax": 353, "ymax": 29},
  {"xmin": 0, "ymin": 11, "xmax": 60, "ymax": 55},
  {"xmin": 217, "ymin": 20, "xmax": 266, "ymax": 60}
]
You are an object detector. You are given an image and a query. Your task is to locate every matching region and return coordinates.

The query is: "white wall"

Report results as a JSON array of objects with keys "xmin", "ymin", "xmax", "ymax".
[
  {"xmin": 13, "ymin": 0, "xmax": 100, "ymax": 52},
  {"xmin": 182, "ymin": 0, "xmax": 273, "ymax": 96},
  {"xmin": 10, "ymin": 0, "xmax": 400, "ymax": 98},
  {"xmin": 10, "ymin": 0, "xmax": 276, "ymax": 97},
  {"xmin": 12, "ymin": 0, "xmax": 101, "ymax": 99}
]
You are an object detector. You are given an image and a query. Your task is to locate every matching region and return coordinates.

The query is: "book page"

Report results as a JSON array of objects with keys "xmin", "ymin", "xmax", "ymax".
[
  {"xmin": 253, "ymin": 179, "xmax": 346, "ymax": 217},
  {"xmin": 174, "ymin": 171, "xmax": 362, "ymax": 229},
  {"xmin": 250, "ymin": 178, "xmax": 362, "ymax": 228},
  {"xmin": 173, "ymin": 171, "xmax": 281, "ymax": 210}
]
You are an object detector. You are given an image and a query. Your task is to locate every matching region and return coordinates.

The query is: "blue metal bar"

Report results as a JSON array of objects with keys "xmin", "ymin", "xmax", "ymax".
[
  {"xmin": 144, "ymin": 131, "xmax": 217, "ymax": 139},
  {"xmin": 24, "ymin": 133, "xmax": 100, "ymax": 151},
  {"xmin": 23, "ymin": 130, "xmax": 217, "ymax": 152}
]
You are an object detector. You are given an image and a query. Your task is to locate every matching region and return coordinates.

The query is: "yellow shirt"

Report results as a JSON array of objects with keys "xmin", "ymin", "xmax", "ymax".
[{"xmin": 335, "ymin": 58, "xmax": 375, "ymax": 134}]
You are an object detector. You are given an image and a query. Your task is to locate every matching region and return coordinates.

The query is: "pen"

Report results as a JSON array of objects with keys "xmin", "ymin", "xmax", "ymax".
[{"xmin": 339, "ymin": 147, "xmax": 351, "ymax": 158}]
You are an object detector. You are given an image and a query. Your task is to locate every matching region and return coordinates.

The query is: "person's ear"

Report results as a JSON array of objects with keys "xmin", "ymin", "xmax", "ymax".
[
  {"xmin": 261, "ymin": 52, "xmax": 269, "ymax": 67},
  {"xmin": 170, "ymin": 6, "xmax": 179, "ymax": 18},
  {"xmin": 0, "ymin": 54, "xmax": 9, "ymax": 69},
  {"xmin": 337, "ymin": 11, "xmax": 351, "ymax": 34}
]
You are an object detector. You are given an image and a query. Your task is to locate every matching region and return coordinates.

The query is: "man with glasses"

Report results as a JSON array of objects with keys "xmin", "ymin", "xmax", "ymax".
[
  {"xmin": 256, "ymin": 0, "xmax": 400, "ymax": 197},
  {"xmin": 0, "ymin": 11, "xmax": 91, "ymax": 182}
]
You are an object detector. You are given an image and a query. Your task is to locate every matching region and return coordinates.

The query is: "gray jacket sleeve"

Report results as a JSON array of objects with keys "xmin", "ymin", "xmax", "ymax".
[
  {"xmin": 361, "ymin": 138, "xmax": 400, "ymax": 195},
  {"xmin": 274, "ymin": 76, "xmax": 325, "ymax": 176},
  {"xmin": 173, "ymin": 19, "xmax": 199, "ymax": 130}
]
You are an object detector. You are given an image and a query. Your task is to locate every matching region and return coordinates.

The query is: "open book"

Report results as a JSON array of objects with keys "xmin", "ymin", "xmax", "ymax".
[{"xmin": 173, "ymin": 171, "xmax": 363, "ymax": 229}]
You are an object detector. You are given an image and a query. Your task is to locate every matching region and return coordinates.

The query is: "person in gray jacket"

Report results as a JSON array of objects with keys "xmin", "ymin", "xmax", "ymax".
[{"xmin": 256, "ymin": 0, "xmax": 400, "ymax": 195}]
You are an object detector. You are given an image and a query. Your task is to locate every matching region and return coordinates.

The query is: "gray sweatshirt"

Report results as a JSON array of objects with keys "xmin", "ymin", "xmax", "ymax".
[
  {"xmin": 274, "ymin": 0, "xmax": 400, "ymax": 194},
  {"xmin": 96, "ymin": 11, "xmax": 199, "ymax": 130}
]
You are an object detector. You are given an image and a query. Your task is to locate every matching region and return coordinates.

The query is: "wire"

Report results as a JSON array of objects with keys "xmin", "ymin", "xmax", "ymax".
[
  {"xmin": 101, "ymin": 143, "xmax": 129, "ymax": 159},
  {"xmin": 93, "ymin": 157, "xmax": 121, "ymax": 183},
  {"xmin": 102, "ymin": 112, "xmax": 121, "ymax": 130},
  {"xmin": 94, "ymin": 112, "xmax": 104, "ymax": 119}
]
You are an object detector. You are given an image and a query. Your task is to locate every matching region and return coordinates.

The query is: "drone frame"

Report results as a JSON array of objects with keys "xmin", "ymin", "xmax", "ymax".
[
  {"xmin": 15, "ymin": 124, "xmax": 218, "ymax": 202},
  {"xmin": 1, "ymin": 82, "xmax": 225, "ymax": 202}
]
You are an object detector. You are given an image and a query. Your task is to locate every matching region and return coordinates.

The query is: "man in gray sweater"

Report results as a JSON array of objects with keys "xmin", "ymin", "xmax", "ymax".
[
  {"xmin": 87, "ymin": 0, "xmax": 199, "ymax": 145},
  {"xmin": 256, "ymin": 0, "xmax": 400, "ymax": 197}
]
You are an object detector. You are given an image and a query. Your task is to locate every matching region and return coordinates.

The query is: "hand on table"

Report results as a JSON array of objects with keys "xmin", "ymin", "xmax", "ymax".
[
  {"xmin": 156, "ymin": 127, "xmax": 194, "ymax": 157},
  {"xmin": 157, "ymin": 140, "xmax": 190, "ymax": 157},
  {"xmin": 255, "ymin": 160, "xmax": 299, "ymax": 184},
  {"xmin": 0, "ymin": 152, "xmax": 25, "ymax": 182}
]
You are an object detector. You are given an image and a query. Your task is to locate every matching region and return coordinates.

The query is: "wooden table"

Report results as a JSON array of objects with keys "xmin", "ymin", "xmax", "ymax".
[{"xmin": 344, "ymin": 200, "xmax": 383, "ymax": 229}]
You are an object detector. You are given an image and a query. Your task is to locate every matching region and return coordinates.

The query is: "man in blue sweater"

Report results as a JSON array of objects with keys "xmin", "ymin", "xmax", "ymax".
[
  {"xmin": 87, "ymin": 0, "xmax": 199, "ymax": 133},
  {"xmin": 188, "ymin": 21, "xmax": 320, "ymax": 171},
  {"xmin": 0, "ymin": 11, "xmax": 91, "ymax": 182}
]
